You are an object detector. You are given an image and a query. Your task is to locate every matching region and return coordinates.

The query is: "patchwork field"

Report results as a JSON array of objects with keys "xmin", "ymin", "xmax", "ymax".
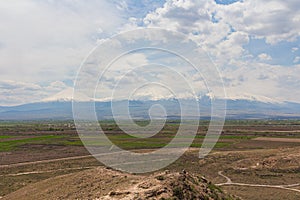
[{"xmin": 1, "ymin": 120, "xmax": 300, "ymax": 199}]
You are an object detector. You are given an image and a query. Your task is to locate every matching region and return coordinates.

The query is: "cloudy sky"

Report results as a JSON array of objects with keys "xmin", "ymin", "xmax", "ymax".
[{"xmin": 0, "ymin": 0, "xmax": 300, "ymax": 106}]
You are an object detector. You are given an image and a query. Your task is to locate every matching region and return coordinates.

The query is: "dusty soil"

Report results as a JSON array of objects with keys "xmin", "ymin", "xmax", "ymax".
[
  {"xmin": 223, "ymin": 185, "xmax": 300, "ymax": 200},
  {"xmin": 0, "ymin": 144, "xmax": 89, "ymax": 165},
  {"xmin": 230, "ymin": 139, "xmax": 300, "ymax": 150},
  {"xmin": 2, "ymin": 167, "xmax": 237, "ymax": 200},
  {"xmin": 2, "ymin": 146, "xmax": 300, "ymax": 199},
  {"xmin": 223, "ymin": 124, "xmax": 300, "ymax": 132},
  {"xmin": 1, "ymin": 121, "xmax": 300, "ymax": 199}
]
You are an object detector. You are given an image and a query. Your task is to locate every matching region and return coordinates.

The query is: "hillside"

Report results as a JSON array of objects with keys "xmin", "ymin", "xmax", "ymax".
[
  {"xmin": 0, "ymin": 98, "xmax": 300, "ymax": 120},
  {"xmin": 2, "ymin": 167, "xmax": 238, "ymax": 200}
]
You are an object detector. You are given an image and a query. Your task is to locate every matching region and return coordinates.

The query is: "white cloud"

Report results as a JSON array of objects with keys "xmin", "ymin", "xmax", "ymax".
[
  {"xmin": 142, "ymin": 0, "xmax": 300, "ymax": 62},
  {"xmin": 292, "ymin": 47, "xmax": 299, "ymax": 52},
  {"xmin": 214, "ymin": 31, "xmax": 249, "ymax": 63},
  {"xmin": 216, "ymin": 0, "xmax": 300, "ymax": 45},
  {"xmin": 1, "ymin": 0, "xmax": 300, "ymax": 105},
  {"xmin": 258, "ymin": 53, "xmax": 272, "ymax": 61},
  {"xmin": 294, "ymin": 56, "xmax": 300, "ymax": 63},
  {"xmin": 0, "ymin": 80, "xmax": 70, "ymax": 106},
  {"xmin": 0, "ymin": 0, "xmax": 126, "ymax": 83},
  {"xmin": 138, "ymin": 0, "xmax": 300, "ymax": 103},
  {"xmin": 220, "ymin": 62, "xmax": 300, "ymax": 103},
  {"xmin": 0, "ymin": 80, "xmax": 41, "ymax": 91}
]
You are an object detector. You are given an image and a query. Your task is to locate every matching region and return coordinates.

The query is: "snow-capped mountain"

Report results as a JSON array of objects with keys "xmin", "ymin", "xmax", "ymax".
[
  {"xmin": 224, "ymin": 93, "xmax": 283, "ymax": 104},
  {"xmin": 42, "ymin": 88, "xmax": 75, "ymax": 102},
  {"xmin": 42, "ymin": 87, "xmax": 93, "ymax": 102},
  {"xmin": 0, "ymin": 87, "xmax": 299, "ymax": 120},
  {"xmin": 42, "ymin": 87, "xmax": 287, "ymax": 104},
  {"xmin": 0, "ymin": 93, "xmax": 300, "ymax": 120}
]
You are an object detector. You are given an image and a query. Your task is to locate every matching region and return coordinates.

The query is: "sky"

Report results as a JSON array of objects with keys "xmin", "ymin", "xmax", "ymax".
[{"xmin": 0, "ymin": 0, "xmax": 300, "ymax": 106}]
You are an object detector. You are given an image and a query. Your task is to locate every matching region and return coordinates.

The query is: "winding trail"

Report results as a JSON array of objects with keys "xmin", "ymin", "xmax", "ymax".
[
  {"xmin": 0, "ymin": 150, "xmax": 127, "ymax": 169},
  {"xmin": 0, "ymin": 154, "xmax": 94, "ymax": 168},
  {"xmin": 216, "ymin": 171, "xmax": 300, "ymax": 193},
  {"xmin": 0, "ymin": 166, "xmax": 95, "ymax": 177}
]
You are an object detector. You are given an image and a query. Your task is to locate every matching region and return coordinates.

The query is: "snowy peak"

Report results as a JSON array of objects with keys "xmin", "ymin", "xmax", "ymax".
[
  {"xmin": 42, "ymin": 88, "xmax": 91, "ymax": 102},
  {"xmin": 0, "ymin": 98, "xmax": 300, "ymax": 120},
  {"xmin": 224, "ymin": 93, "xmax": 283, "ymax": 104},
  {"xmin": 43, "ymin": 88, "xmax": 285, "ymax": 104},
  {"xmin": 42, "ymin": 88, "xmax": 74, "ymax": 102}
]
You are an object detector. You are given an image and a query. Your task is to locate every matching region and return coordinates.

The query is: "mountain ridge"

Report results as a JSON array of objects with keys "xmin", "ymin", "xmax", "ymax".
[{"xmin": 0, "ymin": 97, "xmax": 300, "ymax": 120}]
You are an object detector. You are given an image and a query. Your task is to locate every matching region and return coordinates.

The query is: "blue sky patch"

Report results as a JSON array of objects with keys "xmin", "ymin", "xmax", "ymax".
[
  {"xmin": 245, "ymin": 37, "xmax": 300, "ymax": 66},
  {"xmin": 215, "ymin": 0, "xmax": 242, "ymax": 5}
]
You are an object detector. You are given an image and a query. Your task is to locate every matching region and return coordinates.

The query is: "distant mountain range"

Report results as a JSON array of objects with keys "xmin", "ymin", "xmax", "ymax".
[{"xmin": 0, "ymin": 96, "xmax": 300, "ymax": 120}]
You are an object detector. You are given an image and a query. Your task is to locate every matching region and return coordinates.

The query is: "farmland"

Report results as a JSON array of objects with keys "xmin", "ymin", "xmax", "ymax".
[{"xmin": 1, "ymin": 120, "xmax": 300, "ymax": 199}]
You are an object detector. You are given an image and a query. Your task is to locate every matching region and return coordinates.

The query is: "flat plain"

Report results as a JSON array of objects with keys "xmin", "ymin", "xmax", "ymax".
[{"xmin": 1, "ymin": 120, "xmax": 300, "ymax": 199}]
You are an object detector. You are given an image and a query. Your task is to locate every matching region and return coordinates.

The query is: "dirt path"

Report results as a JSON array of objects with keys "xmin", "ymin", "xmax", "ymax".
[
  {"xmin": 253, "ymin": 137, "xmax": 300, "ymax": 143},
  {"xmin": 216, "ymin": 171, "xmax": 300, "ymax": 193},
  {"xmin": 0, "ymin": 147, "xmax": 196, "ymax": 169},
  {"xmin": 226, "ymin": 129, "xmax": 300, "ymax": 133},
  {"xmin": 0, "ymin": 154, "xmax": 95, "ymax": 168},
  {"xmin": 0, "ymin": 150, "xmax": 128, "ymax": 169},
  {"xmin": 0, "ymin": 166, "xmax": 96, "ymax": 177}
]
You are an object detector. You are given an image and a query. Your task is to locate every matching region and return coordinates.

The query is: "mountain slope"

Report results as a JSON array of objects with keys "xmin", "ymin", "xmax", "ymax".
[{"xmin": 0, "ymin": 98, "xmax": 299, "ymax": 120}]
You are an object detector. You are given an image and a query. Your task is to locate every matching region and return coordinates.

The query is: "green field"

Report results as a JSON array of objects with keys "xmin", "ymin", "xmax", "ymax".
[
  {"xmin": 1, "ymin": 120, "xmax": 300, "ymax": 152},
  {"xmin": 0, "ymin": 135, "xmax": 65, "ymax": 152},
  {"xmin": 0, "ymin": 120, "xmax": 256, "ymax": 152}
]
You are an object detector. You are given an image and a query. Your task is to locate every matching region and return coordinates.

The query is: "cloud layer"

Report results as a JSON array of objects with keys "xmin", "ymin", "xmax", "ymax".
[
  {"xmin": 0, "ymin": 0, "xmax": 300, "ymax": 105},
  {"xmin": 139, "ymin": 0, "xmax": 300, "ymax": 102}
]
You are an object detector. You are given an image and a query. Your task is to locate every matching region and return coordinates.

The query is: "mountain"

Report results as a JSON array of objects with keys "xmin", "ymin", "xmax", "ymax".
[
  {"xmin": 0, "ymin": 101, "xmax": 73, "ymax": 120},
  {"xmin": 0, "ymin": 97, "xmax": 300, "ymax": 120}
]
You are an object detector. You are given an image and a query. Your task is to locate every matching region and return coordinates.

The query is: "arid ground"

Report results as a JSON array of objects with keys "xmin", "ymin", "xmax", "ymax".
[{"xmin": 1, "ymin": 120, "xmax": 300, "ymax": 199}]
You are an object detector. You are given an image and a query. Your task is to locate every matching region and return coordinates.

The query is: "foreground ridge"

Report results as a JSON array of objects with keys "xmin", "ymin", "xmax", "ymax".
[{"xmin": 3, "ymin": 167, "xmax": 239, "ymax": 200}]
